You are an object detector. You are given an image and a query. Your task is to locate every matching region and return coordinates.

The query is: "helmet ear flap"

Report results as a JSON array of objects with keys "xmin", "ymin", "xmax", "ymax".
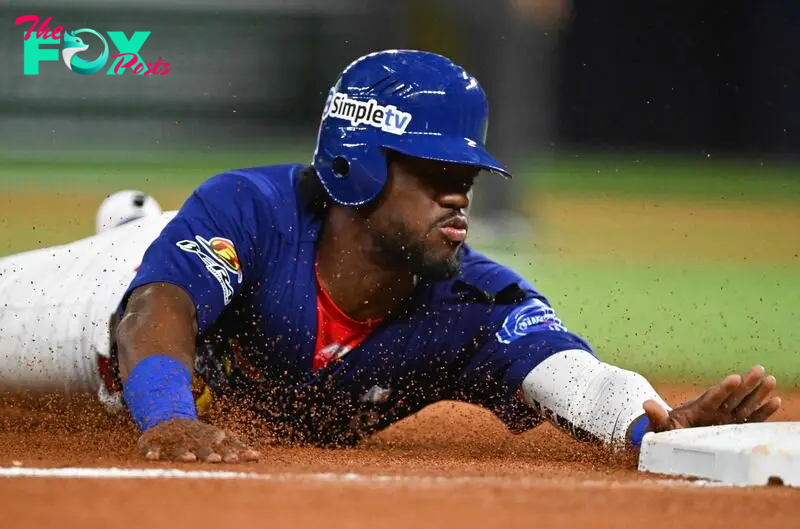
[{"xmin": 314, "ymin": 139, "xmax": 389, "ymax": 206}]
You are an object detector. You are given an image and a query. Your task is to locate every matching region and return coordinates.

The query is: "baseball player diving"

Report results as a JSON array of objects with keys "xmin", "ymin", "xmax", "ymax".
[{"xmin": 0, "ymin": 50, "xmax": 781, "ymax": 463}]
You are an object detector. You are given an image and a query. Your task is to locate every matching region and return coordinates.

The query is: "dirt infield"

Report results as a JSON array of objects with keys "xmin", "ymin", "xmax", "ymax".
[{"xmin": 0, "ymin": 384, "xmax": 798, "ymax": 528}]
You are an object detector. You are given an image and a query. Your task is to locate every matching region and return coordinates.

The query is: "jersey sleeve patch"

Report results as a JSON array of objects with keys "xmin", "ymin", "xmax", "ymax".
[
  {"xmin": 176, "ymin": 235, "xmax": 242, "ymax": 306},
  {"xmin": 495, "ymin": 298, "xmax": 568, "ymax": 344}
]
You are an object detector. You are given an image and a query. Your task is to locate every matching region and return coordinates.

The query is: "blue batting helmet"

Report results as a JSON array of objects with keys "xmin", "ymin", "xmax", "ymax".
[{"xmin": 312, "ymin": 49, "xmax": 511, "ymax": 206}]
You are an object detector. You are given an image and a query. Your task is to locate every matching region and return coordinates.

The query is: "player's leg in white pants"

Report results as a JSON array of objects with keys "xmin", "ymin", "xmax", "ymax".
[{"xmin": 0, "ymin": 213, "xmax": 174, "ymax": 405}]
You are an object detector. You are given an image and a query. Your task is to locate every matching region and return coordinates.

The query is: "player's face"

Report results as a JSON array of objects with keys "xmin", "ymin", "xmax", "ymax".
[{"xmin": 364, "ymin": 152, "xmax": 478, "ymax": 279}]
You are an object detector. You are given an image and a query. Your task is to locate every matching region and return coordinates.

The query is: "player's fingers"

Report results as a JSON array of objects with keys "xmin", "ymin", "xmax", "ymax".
[
  {"xmin": 701, "ymin": 374, "xmax": 742, "ymax": 411},
  {"xmin": 746, "ymin": 396, "xmax": 782, "ymax": 424},
  {"xmin": 204, "ymin": 452, "xmax": 223, "ymax": 463},
  {"xmin": 218, "ymin": 435, "xmax": 255, "ymax": 463},
  {"xmin": 240, "ymin": 448, "xmax": 261, "ymax": 462},
  {"xmin": 222, "ymin": 451, "xmax": 239, "ymax": 464},
  {"xmin": 721, "ymin": 365, "xmax": 766, "ymax": 413},
  {"xmin": 154, "ymin": 439, "xmax": 198, "ymax": 462},
  {"xmin": 642, "ymin": 399, "xmax": 671, "ymax": 431},
  {"xmin": 179, "ymin": 451, "xmax": 197, "ymax": 462},
  {"xmin": 226, "ymin": 440, "xmax": 260, "ymax": 463},
  {"xmin": 194, "ymin": 445, "xmax": 222, "ymax": 463},
  {"xmin": 733, "ymin": 375, "xmax": 776, "ymax": 421}
]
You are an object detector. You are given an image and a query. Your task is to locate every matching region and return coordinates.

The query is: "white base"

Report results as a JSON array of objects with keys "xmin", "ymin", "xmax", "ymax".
[{"xmin": 638, "ymin": 422, "xmax": 800, "ymax": 487}]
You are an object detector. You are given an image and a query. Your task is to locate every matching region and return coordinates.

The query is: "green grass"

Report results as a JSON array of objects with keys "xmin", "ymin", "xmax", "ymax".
[
  {"xmin": 0, "ymin": 148, "xmax": 307, "ymax": 191},
  {"xmin": 3, "ymin": 148, "xmax": 800, "ymax": 203},
  {"xmin": 486, "ymin": 252, "xmax": 800, "ymax": 386},
  {"xmin": 522, "ymin": 153, "xmax": 800, "ymax": 203}
]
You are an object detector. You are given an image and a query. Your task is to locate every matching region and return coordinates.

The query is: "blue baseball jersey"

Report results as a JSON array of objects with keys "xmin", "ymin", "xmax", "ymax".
[{"xmin": 120, "ymin": 165, "xmax": 595, "ymax": 446}]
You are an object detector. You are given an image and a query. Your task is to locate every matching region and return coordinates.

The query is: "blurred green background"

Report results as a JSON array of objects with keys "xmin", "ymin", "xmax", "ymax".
[
  {"xmin": 2, "ymin": 149, "xmax": 797, "ymax": 386},
  {"xmin": 1, "ymin": 0, "xmax": 799, "ymax": 387}
]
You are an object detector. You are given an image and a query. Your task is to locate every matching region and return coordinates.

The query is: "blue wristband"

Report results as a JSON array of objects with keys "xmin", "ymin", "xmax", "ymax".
[
  {"xmin": 628, "ymin": 415, "xmax": 651, "ymax": 448},
  {"xmin": 122, "ymin": 355, "xmax": 198, "ymax": 431}
]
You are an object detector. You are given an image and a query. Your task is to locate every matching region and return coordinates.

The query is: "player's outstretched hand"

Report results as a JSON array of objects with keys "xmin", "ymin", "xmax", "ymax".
[
  {"xmin": 642, "ymin": 364, "xmax": 782, "ymax": 433},
  {"xmin": 137, "ymin": 419, "xmax": 260, "ymax": 463}
]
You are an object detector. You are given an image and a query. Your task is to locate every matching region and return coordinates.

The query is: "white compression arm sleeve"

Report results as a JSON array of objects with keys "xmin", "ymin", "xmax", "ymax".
[{"xmin": 520, "ymin": 349, "xmax": 672, "ymax": 447}]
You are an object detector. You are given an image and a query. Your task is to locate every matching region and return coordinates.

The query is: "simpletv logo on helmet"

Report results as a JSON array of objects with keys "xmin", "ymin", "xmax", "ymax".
[{"xmin": 324, "ymin": 92, "xmax": 412, "ymax": 135}]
